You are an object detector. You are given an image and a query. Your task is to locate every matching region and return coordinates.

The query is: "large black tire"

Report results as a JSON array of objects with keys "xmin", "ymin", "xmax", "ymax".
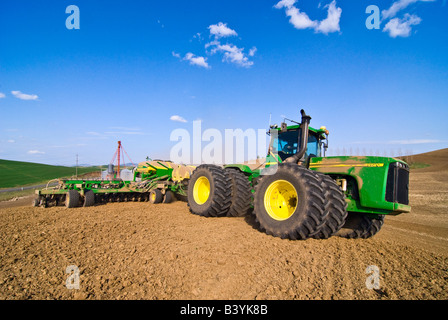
[
  {"xmin": 149, "ymin": 189, "xmax": 163, "ymax": 204},
  {"xmin": 187, "ymin": 164, "xmax": 232, "ymax": 217},
  {"xmin": 311, "ymin": 173, "xmax": 348, "ymax": 239},
  {"xmin": 83, "ymin": 190, "xmax": 95, "ymax": 207},
  {"xmin": 336, "ymin": 213, "xmax": 385, "ymax": 239},
  {"xmin": 163, "ymin": 190, "xmax": 175, "ymax": 204},
  {"xmin": 253, "ymin": 164, "xmax": 326, "ymax": 240},
  {"xmin": 225, "ymin": 168, "xmax": 252, "ymax": 217},
  {"xmin": 65, "ymin": 190, "xmax": 80, "ymax": 208}
]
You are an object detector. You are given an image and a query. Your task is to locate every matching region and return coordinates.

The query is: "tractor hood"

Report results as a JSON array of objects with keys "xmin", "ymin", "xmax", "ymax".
[{"xmin": 309, "ymin": 156, "xmax": 411, "ymax": 214}]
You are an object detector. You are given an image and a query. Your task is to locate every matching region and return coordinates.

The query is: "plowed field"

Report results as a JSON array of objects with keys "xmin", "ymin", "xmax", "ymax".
[{"xmin": 1, "ymin": 149, "xmax": 447, "ymax": 300}]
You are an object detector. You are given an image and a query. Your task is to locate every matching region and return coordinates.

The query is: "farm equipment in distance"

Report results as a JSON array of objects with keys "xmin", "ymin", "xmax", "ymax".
[{"xmin": 33, "ymin": 160, "xmax": 195, "ymax": 208}]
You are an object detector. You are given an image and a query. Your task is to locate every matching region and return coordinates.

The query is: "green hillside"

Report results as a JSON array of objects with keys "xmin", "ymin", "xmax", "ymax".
[{"xmin": 0, "ymin": 159, "xmax": 100, "ymax": 189}]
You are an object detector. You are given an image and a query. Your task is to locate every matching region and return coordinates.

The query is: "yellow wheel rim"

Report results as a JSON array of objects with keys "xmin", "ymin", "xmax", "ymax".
[
  {"xmin": 151, "ymin": 193, "xmax": 156, "ymax": 202},
  {"xmin": 193, "ymin": 176, "xmax": 210, "ymax": 205},
  {"xmin": 264, "ymin": 180, "xmax": 298, "ymax": 221}
]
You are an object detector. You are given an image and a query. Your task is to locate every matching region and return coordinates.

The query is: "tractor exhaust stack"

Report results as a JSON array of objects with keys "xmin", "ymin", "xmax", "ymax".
[{"xmin": 284, "ymin": 109, "xmax": 311, "ymax": 164}]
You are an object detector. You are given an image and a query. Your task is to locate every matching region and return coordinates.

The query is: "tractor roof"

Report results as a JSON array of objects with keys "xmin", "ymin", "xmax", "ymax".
[{"xmin": 273, "ymin": 124, "xmax": 328, "ymax": 138}]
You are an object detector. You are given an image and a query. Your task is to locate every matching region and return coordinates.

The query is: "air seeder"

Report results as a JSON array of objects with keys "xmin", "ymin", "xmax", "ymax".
[
  {"xmin": 34, "ymin": 160, "xmax": 194, "ymax": 208},
  {"xmin": 186, "ymin": 109, "xmax": 411, "ymax": 239}
]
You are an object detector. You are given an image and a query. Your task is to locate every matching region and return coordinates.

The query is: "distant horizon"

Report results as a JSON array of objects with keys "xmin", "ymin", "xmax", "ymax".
[
  {"xmin": 1, "ymin": 147, "xmax": 447, "ymax": 168},
  {"xmin": 0, "ymin": 158, "xmax": 137, "ymax": 168}
]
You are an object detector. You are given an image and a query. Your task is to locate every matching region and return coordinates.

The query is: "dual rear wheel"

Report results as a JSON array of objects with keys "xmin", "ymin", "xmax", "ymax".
[
  {"xmin": 149, "ymin": 189, "xmax": 175, "ymax": 204},
  {"xmin": 65, "ymin": 189, "xmax": 94, "ymax": 208},
  {"xmin": 187, "ymin": 165, "xmax": 252, "ymax": 218}
]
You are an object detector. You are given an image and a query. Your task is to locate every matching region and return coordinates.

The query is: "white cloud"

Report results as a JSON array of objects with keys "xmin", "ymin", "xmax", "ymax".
[
  {"xmin": 170, "ymin": 115, "xmax": 187, "ymax": 123},
  {"xmin": 109, "ymin": 126, "xmax": 142, "ymax": 131},
  {"xmin": 175, "ymin": 22, "xmax": 255, "ymax": 69},
  {"xmin": 86, "ymin": 131, "xmax": 103, "ymax": 136},
  {"xmin": 249, "ymin": 47, "xmax": 257, "ymax": 57},
  {"xmin": 0, "ymin": 92, "xmax": 5, "ymax": 98},
  {"xmin": 192, "ymin": 32, "xmax": 203, "ymax": 42},
  {"xmin": 11, "ymin": 90, "xmax": 39, "ymax": 101},
  {"xmin": 210, "ymin": 43, "xmax": 254, "ymax": 68},
  {"xmin": 316, "ymin": 1, "xmax": 342, "ymax": 34},
  {"xmin": 273, "ymin": 0, "xmax": 297, "ymax": 9},
  {"xmin": 49, "ymin": 143, "xmax": 87, "ymax": 148},
  {"xmin": 183, "ymin": 52, "xmax": 210, "ymax": 68},
  {"xmin": 274, "ymin": 0, "xmax": 342, "ymax": 34},
  {"xmin": 7, "ymin": 139, "xmax": 15, "ymax": 143},
  {"xmin": 382, "ymin": 0, "xmax": 435, "ymax": 20},
  {"xmin": 383, "ymin": 13, "xmax": 421, "ymax": 38},
  {"xmin": 284, "ymin": 5, "xmax": 318, "ymax": 30},
  {"xmin": 28, "ymin": 150, "xmax": 45, "ymax": 154},
  {"xmin": 204, "ymin": 40, "xmax": 219, "ymax": 49},
  {"xmin": 208, "ymin": 22, "xmax": 238, "ymax": 39},
  {"xmin": 84, "ymin": 129, "xmax": 146, "ymax": 139},
  {"xmin": 380, "ymin": 0, "xmax": 435, "ymax": 38}
]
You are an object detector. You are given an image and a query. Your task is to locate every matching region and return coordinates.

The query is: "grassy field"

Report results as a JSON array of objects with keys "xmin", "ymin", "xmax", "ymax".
[{"xmin": 0, "ymin": 159, "xmax": 101, "ymax": 189}]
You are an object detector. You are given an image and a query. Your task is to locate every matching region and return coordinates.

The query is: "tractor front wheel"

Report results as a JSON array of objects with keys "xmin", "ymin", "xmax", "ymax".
[{"xmin": 253, "ymin": 164, "xmax": 326, "ymax": 240}]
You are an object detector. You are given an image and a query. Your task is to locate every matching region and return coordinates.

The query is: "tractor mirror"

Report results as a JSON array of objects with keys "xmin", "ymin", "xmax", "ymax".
[{"xmin": 281, "ymin": 122, "xmax": 287, "ymax": 132}]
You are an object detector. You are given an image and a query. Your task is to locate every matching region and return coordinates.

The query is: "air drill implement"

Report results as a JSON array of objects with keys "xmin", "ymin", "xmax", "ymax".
[{"xmin": 33, "ymin": 160, "xmax": 195, "ymax": 208}]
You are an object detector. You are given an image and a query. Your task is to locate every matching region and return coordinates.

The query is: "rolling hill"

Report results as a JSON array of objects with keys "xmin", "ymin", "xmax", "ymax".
[
  {"xmin": 400, "ymin": 148, "xmax": 448, "ymax": 172},
  {"xmin": 0, "ymin": 159, "xmax": 101, "ymax": 189}
]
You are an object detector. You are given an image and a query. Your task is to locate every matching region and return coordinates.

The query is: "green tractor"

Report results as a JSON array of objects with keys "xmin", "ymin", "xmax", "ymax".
[{"xmin": 186, "ymin": 109, "xmax": 410, "ymax": 240}]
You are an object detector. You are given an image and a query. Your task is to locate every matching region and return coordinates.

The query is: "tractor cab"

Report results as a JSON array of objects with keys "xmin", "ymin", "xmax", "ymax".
[
  {"xmin": 267, "ymin": 110, "xmax": 329, "ymax": 165},
  {"xmin": 271, "ymin": 127, "xmax": 327, "ymax": 162}
]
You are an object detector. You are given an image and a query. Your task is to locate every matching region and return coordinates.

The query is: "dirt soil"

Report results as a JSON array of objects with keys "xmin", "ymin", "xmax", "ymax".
[{"xmin": 1, "ymin": 149, "xmax": 447, "ymax": 300}]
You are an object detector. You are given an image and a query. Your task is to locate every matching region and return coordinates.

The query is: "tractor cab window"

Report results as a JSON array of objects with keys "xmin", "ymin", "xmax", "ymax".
[
  {"xmin": 272, "ymin": 130, "xmax": 321, "ymax": 161},
  {"xmin": 305, "ymin": 134, "xmax": 321, "ymax": 158}
]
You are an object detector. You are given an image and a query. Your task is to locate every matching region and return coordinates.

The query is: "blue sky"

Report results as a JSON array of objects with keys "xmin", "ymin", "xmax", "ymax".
[{"xmin": 0, "ymin": 0, "xmax": 447, "ymax": 166}]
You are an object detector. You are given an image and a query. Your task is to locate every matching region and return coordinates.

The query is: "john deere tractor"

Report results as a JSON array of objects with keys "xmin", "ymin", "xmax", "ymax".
[{"xmin": 186, "ymin": 110, "xmax": 410, "ymax": 240}]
